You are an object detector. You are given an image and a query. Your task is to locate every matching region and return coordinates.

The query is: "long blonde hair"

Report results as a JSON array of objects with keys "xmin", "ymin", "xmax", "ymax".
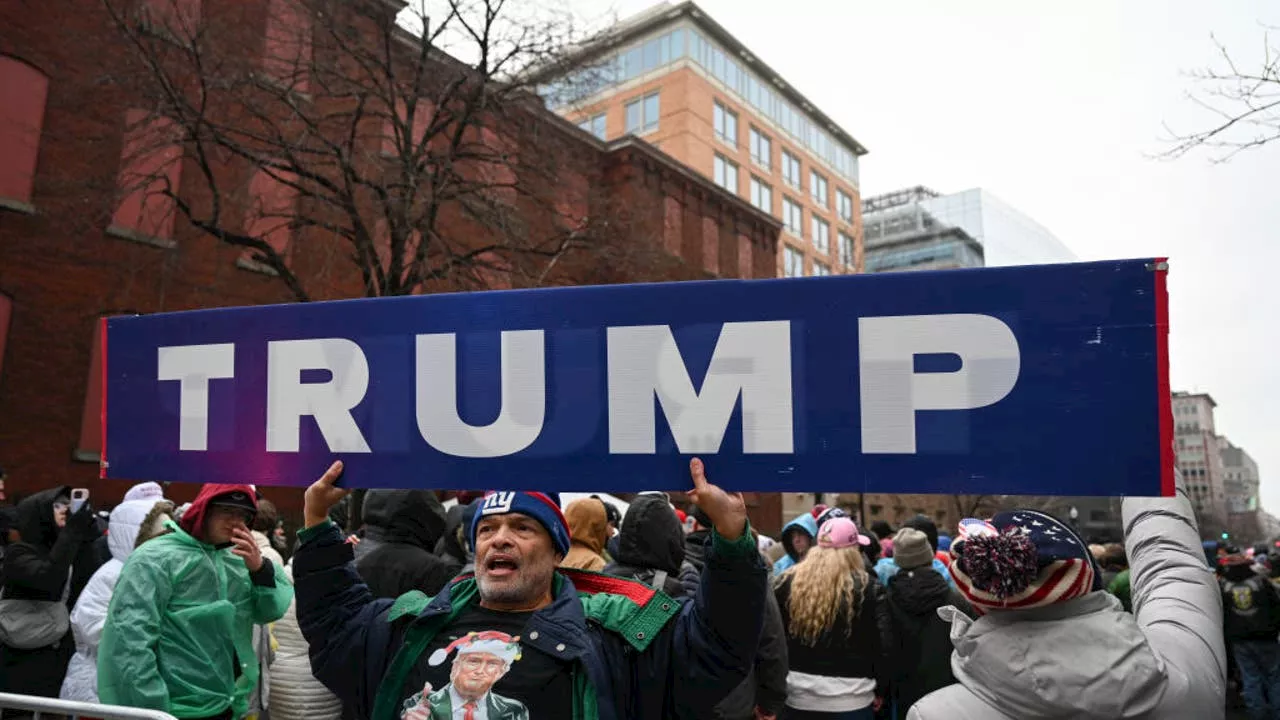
[{"xmin": 782, "ymin": 545, "xmax": 868, "ymax": 646}]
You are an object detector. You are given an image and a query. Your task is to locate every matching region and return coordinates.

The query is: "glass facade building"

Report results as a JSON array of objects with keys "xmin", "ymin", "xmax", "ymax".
[{"xmin": 862, "ymin": 186, "xmax": 1075, "ymax": 273}]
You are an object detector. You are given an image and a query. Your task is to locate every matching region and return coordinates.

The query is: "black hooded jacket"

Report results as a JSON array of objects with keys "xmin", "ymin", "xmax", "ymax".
[
  {"xmin": 0, "ymin": 486, "xmax": 103, "ymax": 698},
  {"xmin": 3, "ymin": 486, "xmax": 101, "ymax": 607},
  {"xmin": 883, "ymin": 566, "xmax": 972, "ymax": 712},
  {"xmin": 354, "ymin": 490, "xmax": 460, "ymax": 600},
  {"xmin": 603, "ymin": 494, "xmax": 691, "ymax": 598},
  {"xmin": 639, "ymin": 497, "xmax": 786, "ymax": 719}
]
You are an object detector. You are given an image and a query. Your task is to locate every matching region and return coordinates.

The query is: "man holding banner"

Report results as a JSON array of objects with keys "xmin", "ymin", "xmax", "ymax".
[{"xmin": 292, "ymin": 457, "xmax": 766, "ymax": 720}]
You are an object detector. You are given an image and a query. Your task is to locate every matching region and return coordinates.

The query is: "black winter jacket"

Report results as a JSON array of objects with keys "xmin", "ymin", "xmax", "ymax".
[
  {"xmin": 294, "ymin": 517, "xmax": 768, "ymax": 720},
  {"xmin": 884, "ymin": 566, "xmax": 971, "ymax": 712},
  {"xmin": 0, "ymin": 486, "xmax": 103, "ymax": 698},
  {"xmin": 1222, "ymin": 563, "xmax": 1280, "ymax": 641},
  {"xmin": 776, "ymin": 570, "xmax": 888, "ymax": 696},
  {"xmin": 354, "ymin": 490, "xmax": 459, "ymax": 599}
]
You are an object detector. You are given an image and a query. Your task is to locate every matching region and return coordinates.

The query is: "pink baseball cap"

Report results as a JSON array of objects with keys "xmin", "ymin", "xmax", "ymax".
[{"xmin": 817, "ymin": 517, "xmax": 871, "ymax": 549}]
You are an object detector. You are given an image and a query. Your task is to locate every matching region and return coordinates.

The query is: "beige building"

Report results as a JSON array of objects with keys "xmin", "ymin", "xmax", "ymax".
[
  {"xmin": 537, "ymin": 1, "xmax": 868, "ymax": 279},
  {"xmin": 1173, "ymin": 391, "xmax": 1229, "ymax": 537}
]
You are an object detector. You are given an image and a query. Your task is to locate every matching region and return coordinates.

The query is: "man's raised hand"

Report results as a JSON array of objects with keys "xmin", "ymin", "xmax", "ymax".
[
  {"xmin": 686, "ymin": 457, "xmax": 748, "ymax": 541},
  {"xmin": 304, "ymin": 460, "xmax": 350, "ymax": 529}
]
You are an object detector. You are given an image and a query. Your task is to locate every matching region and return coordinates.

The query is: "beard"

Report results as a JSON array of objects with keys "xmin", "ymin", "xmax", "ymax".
[{"xmin": 476, "ymin": 556, "xmax": 556, "ymax": 606}]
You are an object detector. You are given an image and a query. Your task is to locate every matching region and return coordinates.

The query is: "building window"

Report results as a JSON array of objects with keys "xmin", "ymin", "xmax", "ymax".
[
  {"xmin": 263, "ymin": 0, "xmax": 311, "ymax": 94},
  {"xmin": 109, "ymin": 109, "xmax": 184, "ymax": 245},
  {"xmin": 749, "ymin": 176, "xmax": 772, "ymax": 213},
  {"xmin": 238, "ymin": 169, "xmax": 298, "ymax": 272},
  {"xmin": 713, "ymin": 154, "xmax": 738, "ymax": 194},
  {"xmin": 810, "ymin": 170, "xmax": 828, "ymax": 208},
  {"xmin": 839, "ymin": 231, "xmax": 855, "ymax": 267},
  {"xmin": 714, "ymin": 100, "xmax": 737, "ymax": 147},
  {"xmin": 782, "ymin": 196, "xmax": 802, "ymax": 236},
  {"xmin": 578, "ymin": 112, "xmax": 606, "ymax": 140},
  {"xmin": 749, "ymin": 127, "xmax": 771, "ymax": 169},
  {"xmin": 811, "ymin": 215, "xmax": 830, "ymax": 254},
  {"xmin": 837, "ymin": 189, "xmax": 854, "ymax": 223},
  {"xmin": 784, "ymin": 245, "xmax": 804, "ymax": 278},
  {"xmin": 625, "ymin": 92, "xmax": 660, "ymax": 134},
  {"xmin": 870, "ymin": 504, "xmax": 883, "ymax": 516},
  {"xmin": 0, "ymin": 56, "xmax": 49, "ymax": 207},
  {"xmin": 782, "ymin": 150, "xmax": 801, "ymax": 190},
  {"xmin": 811, "ymin": 259, "xmax": 830, "ymax": 277}
]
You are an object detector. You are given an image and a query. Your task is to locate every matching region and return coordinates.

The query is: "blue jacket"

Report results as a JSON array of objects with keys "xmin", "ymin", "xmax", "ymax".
[
  {"xmin": 874, "ymin": 556, "xmax": 955, "ymax": 590},
  {"xmin": 773, "ymin": 513, "xmax": 819, "ymax": 576},
  {"xmin": 293, "ymin": 519, "xmax": 767, "ymax": 720}
]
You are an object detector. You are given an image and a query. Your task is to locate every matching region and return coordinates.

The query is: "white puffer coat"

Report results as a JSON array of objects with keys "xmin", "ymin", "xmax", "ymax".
[
  {"xmin": 268, "ymin": 563, "xmax": 341, "ymax": 720},
  {"xmin": 58, "ymin": 498, "xmax": 169, "ymax": 703}
]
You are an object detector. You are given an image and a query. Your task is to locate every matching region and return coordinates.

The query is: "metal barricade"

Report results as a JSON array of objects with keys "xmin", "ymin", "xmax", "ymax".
[{"xmin": 0, "ymin": 693, "xmax": 177, "ymax": 720}]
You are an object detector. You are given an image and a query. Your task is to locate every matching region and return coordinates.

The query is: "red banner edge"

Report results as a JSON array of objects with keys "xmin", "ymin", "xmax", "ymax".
[{"xmin": 1153, "ymin": 258, "xmax": 1174, "ymax": 498}]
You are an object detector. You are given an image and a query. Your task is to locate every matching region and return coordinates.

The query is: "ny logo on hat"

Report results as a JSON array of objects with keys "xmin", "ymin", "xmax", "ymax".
[{"xmin": 481, "ymin": 492, "xmax": 516, "ymax": 515}]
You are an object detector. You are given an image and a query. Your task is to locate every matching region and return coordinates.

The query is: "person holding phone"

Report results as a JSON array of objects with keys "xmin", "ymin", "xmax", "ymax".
[
  {"xmin": 0, "ymin": 485, "xmax": 103, "ymax": 702},
  {"xmin": 98, "ymin": 484, "xmax": 294, "ymax": 720}
]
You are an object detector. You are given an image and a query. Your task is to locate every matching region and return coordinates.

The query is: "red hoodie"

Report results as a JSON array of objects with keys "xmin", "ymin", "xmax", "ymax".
[{"xmin": 179, "ymin": 483, "xmax": 258, "ymax": 544}]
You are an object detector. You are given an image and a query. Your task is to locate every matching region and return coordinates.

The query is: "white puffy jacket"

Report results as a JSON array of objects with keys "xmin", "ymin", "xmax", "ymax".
[
  {"xmin": 59, "ymin": 498, "xmax": 166, "ymax": 703},
  {"xmin": 268, "ymin": 563, "xmax": 341, "ymax": 720},
  {"xmin": 908, "ymin": 470, "xmax": 1227, "ymax": 719}
]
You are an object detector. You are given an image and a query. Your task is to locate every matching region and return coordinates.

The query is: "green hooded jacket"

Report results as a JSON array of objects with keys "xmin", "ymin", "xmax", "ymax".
[{"xmin": 98, "ymin": 519, "xmax": 293, "ymax": 719}]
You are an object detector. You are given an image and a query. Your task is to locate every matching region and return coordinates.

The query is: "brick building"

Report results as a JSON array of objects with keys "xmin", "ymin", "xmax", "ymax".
[
  {"xmin": 535, "ymin": 0, "xmax": 868, "ymax": 280},
  {"xmin": 0, "ymin": 0, "xmax": 784, "ymax": 532}
]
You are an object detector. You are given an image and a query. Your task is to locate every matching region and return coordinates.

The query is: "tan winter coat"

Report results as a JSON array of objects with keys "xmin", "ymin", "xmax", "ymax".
[{"xmin": 560, "ymin": 498, "xmax": 609, "ymax": 572}]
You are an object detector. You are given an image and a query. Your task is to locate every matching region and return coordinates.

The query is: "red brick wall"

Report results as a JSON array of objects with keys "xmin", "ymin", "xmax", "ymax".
[{"xmin": 0, "ymin": 3, "xmax": 783, "ymax": 531}]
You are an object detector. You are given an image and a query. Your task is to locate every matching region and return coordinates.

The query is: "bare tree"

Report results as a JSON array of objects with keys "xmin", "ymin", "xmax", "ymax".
[
  {"xmin": 99, "ymin": 0, "xmax": 615, "ymax": 302},
  {"xmin": 1163, "ymin": 28, "xmax": 1280, "ymax": 160}
]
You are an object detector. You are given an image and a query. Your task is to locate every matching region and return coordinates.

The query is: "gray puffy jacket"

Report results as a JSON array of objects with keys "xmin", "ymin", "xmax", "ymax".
[{"xmin": 909, "ymin": 471, "xmax": 1226, "ymax": 719}]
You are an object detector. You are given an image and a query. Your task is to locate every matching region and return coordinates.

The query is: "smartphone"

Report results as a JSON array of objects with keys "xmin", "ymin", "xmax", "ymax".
[{"xmin": 70, "ymin": 488, "xmax": 89, "ymax": 514}]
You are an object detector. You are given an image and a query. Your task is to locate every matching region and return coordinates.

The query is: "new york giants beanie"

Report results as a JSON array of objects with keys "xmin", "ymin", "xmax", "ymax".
[{"xmin": 469, "ymin": 491, "xmax": 571, "ymax": 556}]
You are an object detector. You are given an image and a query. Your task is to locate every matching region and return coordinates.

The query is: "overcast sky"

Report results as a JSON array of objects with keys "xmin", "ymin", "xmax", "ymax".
[{"xmin": 555, "ymin": 0, "xmax": 1280, "ymax": 509}]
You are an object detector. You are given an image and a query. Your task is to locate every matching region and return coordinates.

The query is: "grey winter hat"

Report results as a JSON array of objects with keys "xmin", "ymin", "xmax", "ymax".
[{"xmin": 893, "ymin": 528, "xmax": 934, "ymax": 570}]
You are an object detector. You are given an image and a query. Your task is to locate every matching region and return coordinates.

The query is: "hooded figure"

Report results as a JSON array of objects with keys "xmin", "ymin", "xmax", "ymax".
[
  {"xmin": 98, "ymin": 483, "xmax": 294, "ymax": 720},
  {"xmin": 620, "ymin": 494, "xmax": 788, "ymax": 720},
  {"xmin": 883, "ymin": 528, "xmax": 971, "ymax": 715},
  {"xmin": 355, "ymin": 490, "xmax": 459, "ymax": 599},
  {"xmin": 604, "ymin": 494, "xmax": 695, "ymax": 597},
  {"xmin": 0, "ymin": 485, "xmax": 103, "ymax": 699},
  {"xmin": 60, "ymin": 496, "xmax": 174, "ymax": 702},
  {"xmin": 772, "ymin": 512, "xmax": 819, "ymax": 576},
  {"xmin": 560, "ymin": 498, "xmax": 609, "ymax": 572},
  {"xmin": 351, "ymin": 490, "xmax": 409, "ymax": 562},
  {"xmin": 908, "ymin": 474, "xmax": 1227, "ymax": 719}
]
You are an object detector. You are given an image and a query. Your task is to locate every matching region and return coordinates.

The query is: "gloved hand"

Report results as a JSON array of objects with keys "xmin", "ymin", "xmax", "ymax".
[{"xmin": 65, "ymin": 502, "xmax": 98, "ymax": 539}]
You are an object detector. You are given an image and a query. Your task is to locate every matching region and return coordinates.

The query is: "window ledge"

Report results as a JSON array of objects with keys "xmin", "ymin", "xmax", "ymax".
[
  {"xmin": 751, "ymin": 158, "xmax": 771, "ymax": 172},
  {"xmin": 236, "ymin": 256, "xmax": 280, "ymax": 276},
  {"xmin": 0, "ymin": 197, "xmax": 37, "ymax": 215},
  {"xmin": 715, "ymin": 134, "xmax": 737, "ymax": 149},
  {"xmin": 106, "ymin": 225, "xmax": 177, "ymax": 249}
]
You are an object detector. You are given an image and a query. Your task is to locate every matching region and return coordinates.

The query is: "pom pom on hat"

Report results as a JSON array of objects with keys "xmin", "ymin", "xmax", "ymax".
[
  {"xmin": 955, "ymin": 531, "xmax": 1039, "ymax": 598},
  {"xmin": 950, "ymin": 510, "xmax": 1101, "ymax": 614}
]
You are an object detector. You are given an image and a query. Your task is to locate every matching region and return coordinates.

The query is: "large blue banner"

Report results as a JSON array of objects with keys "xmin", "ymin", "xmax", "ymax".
[{"xmin": 102, "ymin": 258, "xmax": 1174, "ymax": 496}]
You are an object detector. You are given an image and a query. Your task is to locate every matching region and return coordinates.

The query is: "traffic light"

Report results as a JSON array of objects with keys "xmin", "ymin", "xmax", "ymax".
[{"xmin": 1221, "ymin": 532, "xmax": 1230, "ymax": 540}]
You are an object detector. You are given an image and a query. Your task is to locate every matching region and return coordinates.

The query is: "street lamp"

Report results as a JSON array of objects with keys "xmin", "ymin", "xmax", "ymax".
[{"xmin": 1069, "ymin": 506, "xmax": 1079, "ymax": 533}]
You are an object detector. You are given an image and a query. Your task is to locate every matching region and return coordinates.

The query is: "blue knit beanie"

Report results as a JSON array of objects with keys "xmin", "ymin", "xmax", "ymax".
[{"xmin": 469, "ymin": 491, "xmax": 571, "ymax": 556}]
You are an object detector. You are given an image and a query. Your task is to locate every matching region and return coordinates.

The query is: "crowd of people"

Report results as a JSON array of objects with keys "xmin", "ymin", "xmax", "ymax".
[{"xmin": 0, "ymin": 461, "xmax": 1250, "ymax": 719}]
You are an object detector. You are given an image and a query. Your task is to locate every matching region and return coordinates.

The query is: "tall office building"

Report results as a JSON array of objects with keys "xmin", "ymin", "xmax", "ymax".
[
  {"xmin": 536, "ymin": 1, "xmax": 869, "ymax": 278},
  {"xmin": 1220, "ymin": 438, "xmax": 1262, "ymax": 541},
  {"xmin": 862, "ymin": 186, "xmax": 1076, "ymax": 272},
  {"xmin": 1173, "ymin": 392, "xmax": 1229, "ymax": 537}
]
